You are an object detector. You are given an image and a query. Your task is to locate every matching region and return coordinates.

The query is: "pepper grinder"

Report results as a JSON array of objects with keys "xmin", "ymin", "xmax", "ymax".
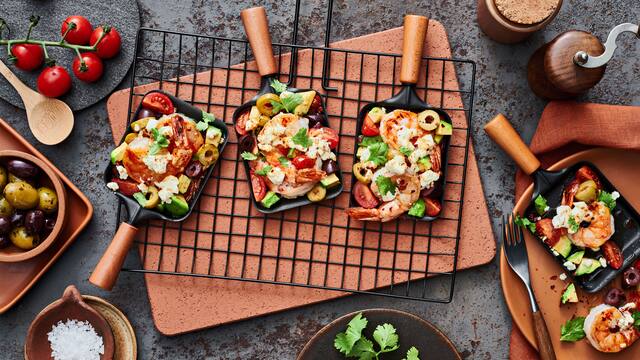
[{"xmin": 527, "ymin": 22, "xmax": 639, "ymax": 100}]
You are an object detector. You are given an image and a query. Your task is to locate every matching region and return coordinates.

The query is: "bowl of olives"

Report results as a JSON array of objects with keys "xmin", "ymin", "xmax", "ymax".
[{"xmin": 0, "ymin": 150, "xmax": 66, "ymax": 262}]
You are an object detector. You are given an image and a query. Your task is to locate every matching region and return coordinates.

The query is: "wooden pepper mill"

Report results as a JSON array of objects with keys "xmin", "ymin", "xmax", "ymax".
[{"xmin": 528, "ymin": 22, "xmax": 639, "ymax": 100}]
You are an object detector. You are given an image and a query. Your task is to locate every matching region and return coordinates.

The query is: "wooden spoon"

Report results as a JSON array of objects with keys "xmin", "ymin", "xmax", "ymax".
[{"xmin": 0, "ymin": 60, "xmax": 74, "ymax": 145}]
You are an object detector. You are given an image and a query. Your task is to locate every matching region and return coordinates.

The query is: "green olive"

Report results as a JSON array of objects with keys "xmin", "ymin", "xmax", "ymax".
[
  {"xmin": 8, "ymin": 173, "xmax": 33, "ymax": 185},
  {"xmin": 10, "ymin": 226, "xmax": 39, "ymax": 250},
  {"xmin": 124, "ymin": 133, "xmax": 138, "ymax": 144},
  {"xmin": 307, "ymin": 184, "xmax": 327, "ymax": 202},
  {"xmin": 130, "ymin": 117, "xmax": 154, "ymax": 132},
  {"xmin": 0, "ymin": 166, "xmax": 7, "ymax": 192},
  {"xmin": 575, "ymin": 180, "xmax": 597, "ymax": 202},
  {"xmin": 37, "ymin": 187, "xmax": 58, "ymax": 214},
  {"xmin": 4, "ymin": 181, "xmax": 39, "ymax": 210},
  {"xmin": 353, "ymin": 163, "xmax": 372, "ymax": 184},
  {"xmin": 178, "ymin": 175, "xmax": 191, "ymax": 194},
  {"xmin": 0, "ymin": 197, "xmax": 14, "ymax": 217},
  {"xmin": 195, "ymin": 144, "xmax": 219, "ymax": 167},
  {"xmin": 142, "ymin": 186, "xmax": 160, "ymax": 209},
  {"xmin": 256, "ymin": 93, "xmax": 281, "ymax": 116}
]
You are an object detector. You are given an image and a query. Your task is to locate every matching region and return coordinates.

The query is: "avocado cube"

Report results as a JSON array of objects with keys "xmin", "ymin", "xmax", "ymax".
[
  {"xmin": 561, "ymin": 283, "xmax": 578, "ymax": 304},
  {"xmin": 165, "ymin": 195, "xmax": 189, "ymax": 218},
  {"xmin": 291, "ymin": 90, "xmax": 316, "ymax": 115},
  {"xmin": 434, "ymin": 134, "xmax": 444, "ymax": 144},
  {"xmin": 110, "ymin": 143, "xmax": 128, "ymax": 164},
  {"xmin": 575, "ymin": 258, "xmax": 601, "ymax": 276},
  {"xmin": 320, "ymin": 174, "xmax": 340, "ymax": 189},
  {"xmin": 261, "ymin": 191, "xmax": 280, "ymax": 208},
  {"xmin": 408, "ymin": 199, "xmax": 426, "ymax": 217},
  {"xmin": 552, "ymin": 236, "xmax": 572, "ymax": 258},
  {"xmin": 566, "ymin": 250, "xmax": 585, "ymax": 265},
  {"xmin": 435, "ymin": 120, "xmax": 453, "ymax": 136}
]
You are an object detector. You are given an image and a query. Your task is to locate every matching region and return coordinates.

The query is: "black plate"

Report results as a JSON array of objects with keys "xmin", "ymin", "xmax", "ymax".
[
  {"xmin": 297, "ymin": 308, "xmax": 461, "ymax": 360},
  {"xmin": 232, "ymin": 77, "xmax": 343, "ymax": 214},
  {"xmin": 349, "ymin": 86, "xmax": 452, "ymax": 222},
  {"xmin": 104, "ymin": 90, "xmax": 229, "ymax": 224},
  {"xmin": 523, "ymin": 161, "xmax": 640, "ymax": 293}
]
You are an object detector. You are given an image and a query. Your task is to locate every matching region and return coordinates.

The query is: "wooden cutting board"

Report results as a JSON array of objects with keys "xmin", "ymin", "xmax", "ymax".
[{"xmin": 105, "ymin": 21, "xmax": 496, "ymax": 335}]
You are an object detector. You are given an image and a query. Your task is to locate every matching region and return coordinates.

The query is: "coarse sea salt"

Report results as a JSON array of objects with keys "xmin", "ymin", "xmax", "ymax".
[{"xmin": 47, "ymin": 319, "xmax": 104, "ymax": 360}]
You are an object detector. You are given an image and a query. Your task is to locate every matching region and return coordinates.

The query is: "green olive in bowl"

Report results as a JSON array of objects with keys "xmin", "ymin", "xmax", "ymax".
[
  {"xmin": 4, "ymin": 181, "xmax": 39, "ymax": 210},
  {"xmin": 0, "ymin": 197, "xmax": 14, "ymax": 216},
  {"xmin": 37, "ymin": 187, "xmax": 58, "ymax": 214},
  {"xmin": 0, "ymin": 166, "xmax": 7, "ymax": 192},
  {"xmin": 10, "ymin": 226, "xmax": 39, "ymax": 250}
]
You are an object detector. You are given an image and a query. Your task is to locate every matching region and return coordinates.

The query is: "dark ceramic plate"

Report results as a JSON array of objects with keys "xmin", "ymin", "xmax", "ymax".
[{"xmin": 297, "ymin": 308, "xmax": 461, "ymax": 360}]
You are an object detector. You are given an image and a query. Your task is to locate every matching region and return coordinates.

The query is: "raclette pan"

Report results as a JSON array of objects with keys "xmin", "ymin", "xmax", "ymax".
[
  {"xmin": 90, "ymin": 91, "xmax": 229, "ymax": 290},
  {"xmin": 348, "ymin": 15, "xmax": 452, "ymax": 222},
  {"xmin": 233, "ymin": 6, "xmax": 343, "ymax": 213},
  {"xmin": 485, "ymin": 113, "xmax": 640, "ymax": 293}
]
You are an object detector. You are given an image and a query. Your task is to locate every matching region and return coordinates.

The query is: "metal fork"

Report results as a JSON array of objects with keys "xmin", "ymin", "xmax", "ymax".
[{"xmin": 503, "ymin": 215, "xmax": 556, "ymax": 360}]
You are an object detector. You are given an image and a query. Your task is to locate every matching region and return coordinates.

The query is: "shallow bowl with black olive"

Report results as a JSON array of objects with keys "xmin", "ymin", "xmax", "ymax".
[{"xmin": 0, "ymin": 150, "xmax": 66, "ymax": 262}]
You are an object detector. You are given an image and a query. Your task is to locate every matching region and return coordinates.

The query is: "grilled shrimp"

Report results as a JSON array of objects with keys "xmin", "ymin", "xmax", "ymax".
[
  {"xmin": 430, "ymin": 144, "xmax": 442, "ymax": 173},
  {"xmin": 584, "ymin": 304, "xmax": 639, "ymax": 353},
  {"xmin": 347, "ymin": 174, "xmax": 420, "ymax": 222},
  {"xmin": 257, "ymin": 113, "xmax": 308, "ymax": 152},
  {"xmin": 568, "ymin": 201, "xmax": 615, "ymax": 249},
  {"xmin": 379, "ymin": 110, "xmax": 425, "ymax": 150}
]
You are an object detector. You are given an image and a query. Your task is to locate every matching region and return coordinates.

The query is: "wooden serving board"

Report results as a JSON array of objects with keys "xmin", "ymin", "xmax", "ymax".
[{"xmin": 106, "ymin": 21, "xmax": 496, "ymax": 335}]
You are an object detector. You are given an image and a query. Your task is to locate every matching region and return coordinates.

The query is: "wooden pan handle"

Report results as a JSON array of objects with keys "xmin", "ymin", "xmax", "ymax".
[
  {"xmin": 399, "ymin": 15, "xmax": 429, "ymax": 84},
  {"xmin": 483, "ymin": 114, "xmax": 541, "ymax": 175},
  {"xmin": 532, "ymin": 311, "xmax": 557, "ymax": 360},
  {"xmin": 241, "ymin": 7, "xmax": 278, "ymax": 77},
  {"xmin": 89, "ymin": 222, "xmax": 139, "ymax": 291}
]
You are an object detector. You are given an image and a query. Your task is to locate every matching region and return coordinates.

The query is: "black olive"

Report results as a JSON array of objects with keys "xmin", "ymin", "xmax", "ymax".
[
  {"xmin": 7, "ymin": 159, "xmax": 39, "ymax": 179},
  {"xmin": 604, "ymin": 288, "xmax": 625, "ymax": 306},
  {"xmin": 25, "ymin": 209, "xmax": 45, "ymax": 234},
  {"xmin": 41, "ymin": 217, "xmax": 56, "ymax": 237},
  {"xmin": 0, "ymin": 216, "xmax": 10, "ymax": 234},
  {"xmin": 137, "ymin": 108, "xmax": 156, "ymax": 120},
  {"xmin": 0, "ymin": 234, "xmax": 9, "ymax": 249},
  {"xmin": 238, "ymin": 135, "xmax": 257, "ymax": 154},
  {"xmin": 623, "ymin": 267, "xmax": 640, "ymax": 288},
  {"xmin": 312, "ymin": 121, "xmax": 323, "ymax": 130},
  {"xmin": 580, "ymin": 221, "xmax": 590, "ymax": 228},
  {"xmin": 185, "ymin": 161, "xmax": 204, "ymax": 178},
  {"xmin": 10, "ymin": 210, "xmax": 24, "ymax": 227},
  {"xmin": 307, "ymin": 114, "xmax": 323, "ymax": 128},
  {"xmin": 322, "ymin": 160, "xmax": 337, "ymax": 175}
]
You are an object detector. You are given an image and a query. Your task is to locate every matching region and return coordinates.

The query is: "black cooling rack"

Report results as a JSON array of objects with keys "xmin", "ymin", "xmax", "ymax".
[{"xmin": 117, "ymin": 0, "xmax": 476, "ymax": 303}]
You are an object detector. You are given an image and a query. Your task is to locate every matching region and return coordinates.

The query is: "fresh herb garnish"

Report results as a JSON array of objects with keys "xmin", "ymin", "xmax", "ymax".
[
  {"xmin": 633, "ymin": 311, "xmax": 640, "ymax": 329},
  {"xmin": 399, "ymin": 146, "xmax": 413, "ymax": 157},
  {"xmin": 376, "ymin": 176, "xmax": 396, "ymax": 197},
  {"xmin": 372, "ymin": 323, "xmax": 400, "ymax": 354},
  {"xmin": 278, "ymin": 156, "xmax": 289, "ymax": 165},
  {"xmin": 403, "ymin": 347, "xmax": 420, "ymax": 360},
  {"xmin": 358, "ymin": 136, "xmax": 383, "ymax": 147},
  {"xmin": 255, "ymin": 165, "xmax": 272, "ymax": 176},
  {"xmin": 568, "ymin": 216, "xmax": 579, "ymax": 233},
  {"xmin": 513, "ymin": 214, "xmax": 536, "ymax": 234},
  {"xmin": 240, "ymin": 151, "xmax": 257, "ymax": 161},
  {"xmin": 271, "ymin": 92, "xmax": 304, "ymax": 113},
  {"xmin": 149, "ymin": 128, "xmax": 169, "ymax": 155},
  {"xmin": 560, "ymin": 317, "xmax": 586, "ymax": 342},
  {"xmin": 270, "ymin": 79, "xmax": 288, "ymax": 94},
  {"xmin": 196, "ymin": 111, "xmax": 215, "ymax": 131},
  {"xmin": 334, "ymin": 313, "xmax": 368, "ymax": 357},
  {"xmin": 534, "ymin": 194, "xmax": 548, "ymax": 215},
  {"xmin": 367, "ymin": 142, "xmax": 389, "ymax": 166},
  {"xmin": 292, "ymin": 128, "xmax": 312, "ymax": 148},
  {"xmin": 598, "ymin": 190, "xmax": 617, "ymax": 210},
  {"xmin": 287, "ymin": 147, "xmax": 296, "ymax": 159}
]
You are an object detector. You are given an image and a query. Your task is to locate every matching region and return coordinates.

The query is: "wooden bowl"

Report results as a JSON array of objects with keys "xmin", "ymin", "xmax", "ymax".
[
  {"xmin": 25, "ymin": 285, "xmax": 115, "ymax": 360},
  {"xmin": 0, "ymin": 150, "xmax": 66, "ymax": 262}
]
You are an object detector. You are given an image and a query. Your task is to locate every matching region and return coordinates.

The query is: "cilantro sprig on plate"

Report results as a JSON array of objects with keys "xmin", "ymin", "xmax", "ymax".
[
  {"xmin": 513, "ymin": 214, "xmax": 536, "ymax": 234},
  {"xmin": 196, "ymin": 111, "xmax": 216, "ymax": 131},
  {"xmin": 292, "ymin": 128, "xmax": 312, "ymax": 149},
  {"xmin": 149, "ymin": 128, "xmax": 169, "ymax": 155},
  {"xmin": 376, "ymin": 176, "xmax": 396, "ymax": 197},
  {"xmin": 560, "ymin": 317, "xmax": 586, "ymax": 342},
  {"xmin": 269, "ymin": 79, "xmax": 303, "ymax": 113},
  {"xmin": 255, "ymin": 165, "xmax": 272, "ymax": 176}
]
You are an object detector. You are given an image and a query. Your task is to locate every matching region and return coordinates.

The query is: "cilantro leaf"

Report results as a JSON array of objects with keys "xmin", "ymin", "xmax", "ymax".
[
  {"xmin": 270, "ymin": 79, "xmax": 288, "ymax": 94},
  {"xmin": 280, "ymin": 92, "xmax": 304, "ymax": 113},
  {"xmin": 292, "ymin": 128, "xmax": 312, "ymax": 149},
  {"xmin": 358, "ymin": 136, "xmax": 383, "ymax": 147},
  {"xmin": 513, "ymin": 214, "xmax": 536, "ymax": 234},
  {"xmin": 399, "ymin": 146, "xmax": 413, "ymax": 157},
  {"xmin": 278, "ymin": 156, "xmax": 289, "ymax": 165},
  {"xmin": 372, "ymin": 323, "xmax": 399, "ymax": 353},
  {"xmin": 349, "ymin": 338, "xmax": 376, "ymax": 360},
  {"xmin": 376, "ymin": 176, "xmax": 396, "ymax": 197},
  {"xmin": 334, "ymin": 313, "xmax": 369, "ymax": 356},
  {"xmin": 196, "ymin": 111, "xmax": 215, "ymax": 131},
  {"xmin": 367, "ymin": 142, "xmax": 388, "ymax": 166},
  {"xmin": 598, "ymin": 190, "xmax": 617, "ymax": 210},
  {"xmin": 560, "ymin": 317, "xmax": 586, "ymax": 342},
  {"xmin": 534, "ymin": 194, "xmax": 548, "ymax": 215},
  {"xmin": 149, "ymin": 128, "xmax": 169, "ymax": 155},
  {"xmin": 287, "ymin": 147, "xmax": 296, "ymax": 158},
  {"xmin": 241, "ymin": 152, "xmax": 257, "ymax": 161},
  {"xmin": 633, "ymin": 311, "xmax": 640, "ymax": 329},
  {"xmin": 403, "ymin": 347, "xmax": 420, "ymax": 360},
  {"xmin": 568, "ymin": 216, "xmax": 579, "ymax": 233},
  {"xmin": 255, "ymin": 165, "xmax": 272, "ymax": 176}
]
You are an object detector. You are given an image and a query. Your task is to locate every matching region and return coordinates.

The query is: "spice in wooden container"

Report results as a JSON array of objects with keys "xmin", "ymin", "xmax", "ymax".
[
  {"xmin": 494, "ymin": 0, "xmax": 559, "ymax": 25},
  {"xmin": 477, "ymin": 0, "xmax": 563, "ymax": 43}
]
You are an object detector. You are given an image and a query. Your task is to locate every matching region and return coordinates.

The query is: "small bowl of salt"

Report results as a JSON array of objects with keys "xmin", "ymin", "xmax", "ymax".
[{"xmin": 25, "ymin": 285, "xmax": 115, "ymax": 360}]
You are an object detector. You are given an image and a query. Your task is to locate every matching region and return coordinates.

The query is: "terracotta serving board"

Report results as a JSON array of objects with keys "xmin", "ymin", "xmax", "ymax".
[
  {"xmin": 0, "ymin": 118, "xmax": 93, "ymax": 313},
  {"xmin": 106, "ymin": 22, "xmax": 496, "ymax": 335},
  {"xmin": 501, "ymin": 148, "xmax": 640, "ymax": 359}
]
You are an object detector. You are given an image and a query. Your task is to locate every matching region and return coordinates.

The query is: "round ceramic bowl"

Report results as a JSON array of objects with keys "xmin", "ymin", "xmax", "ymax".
[
  {"xmin": 0, "ymin": 150, "xmax": 66, "ymax": 262},
  {"xmin": 477, "ymin": 0, "xmax": 563, "ymax": 43}
]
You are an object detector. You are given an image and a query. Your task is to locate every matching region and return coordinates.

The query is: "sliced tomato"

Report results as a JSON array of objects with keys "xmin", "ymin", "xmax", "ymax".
[
  {"xmin": 534, "ymin": 218, "xmax": 567, "ymax": 246},
  {"xmin": 250, "ymin": 173, "xmax": 267, "ymax": 202},
  {"xmin": 361, "ymin": 115, "xmax": 379, "ymax": 136},
  {"xmin": 235, "ymin": 111, "xmax": 249, "ymax": 136},
  {"xmin": 142, "ymin": 92, "xmax": 174, "ymax": 115},
  {"xmin": 601, "ymin": 241, "xmax": 623, "ymax": 270},
  {"xmin": 111, "ymin": 178, "xmax": 139, "ymax": 196},
  {"xmin": 292, "ymin": 155, "xmax": 315, "ymax": 169},
  {"xmin": 275, "ymin": 145, "xmax": 289, "ymax": 157},
  {"xmin": 310, "ymin": 127, "xmax": 339, "ymax": 150},
  {"xmin": 353, "ymin": 181, "xmax": 379, "ymax": 209},
  {"xmin": 425, "ymin": 198, "xmax": 441, "ymax": 217}
]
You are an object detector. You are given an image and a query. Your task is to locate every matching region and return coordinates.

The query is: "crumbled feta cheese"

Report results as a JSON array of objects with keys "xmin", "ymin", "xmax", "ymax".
[
  {"xmin": 559, "ymin": 273, "xmax": 567, "ymax": 281},
  {"xmin": 563, "ymin": 261, "xmax": 577, "ymax": 271},
  {"xmin": 115, "ymin": 165, "xmax": 128, "ymax": 180},
  {"xmin": 582, "ymin": 258, "xmax": 593, "ymax": 267},
  {"xmin": 358, "ymin": 147, "xmax": 371, "ymax": 163},
  {"xmin": 267, "ymin": 166, "xmax": 285, "ymax": 185},
  {"xmin": 551, "ymin": 249, "xmax": 559, "ymax": 256},
  {"xmin": 143, "ymin": 154, "xmax": 172, "ymax": 174},
  {"xmin": 396, "ymin": 127, "xmax": 417, "ymax": 149},
  {"xmin": 599, "ymin": 257, "xmax": 607, "ymax": 268},
  {"xmin": 381, "ymin": 188, "xmax": 398, "ymax": 202},
  {"xmin": 416, "ymin": 134, "xmax": 435, "ymax": 151},
  {"xmin": 158, "ymin": 126, "xmax": 173, "ymax": 137},
  {"xmin": 611, "ymin": 191, "xmax": 620, "ymax": 200},
  {"xmin": 408, "ymin": 148, "xmax": 428, "ymax": 165},
  {"xmin": 571, "ymin": 202, "xmax": 591, "ymax": 223},
  {"xmin": 106, "ymin": 182, "xmax": 119, "ymax": 191},
  {"xmin": 384, "ymin": 155, "xmax": 407, "ymax": 176},
  {"xmin": 145, "ymin": 118, "xmax": 159, "ymax": 131},
  {"xmin": 137, "ymin": 183, "xmax": 148, "ymax": 194},
  {"xmin": 617, "ymin": 308, "xmax": 635, "ymax": 329},
  {"xmin": 419, "ymin": 170, "xmax": 440, "ymax": 189},
  {"xmin": 155, "ymin": 175, "xmax": 179, "ymax": 203},
  {"xmin": 307, "ymin": 137, "xmax": 335, "ymax": 161}
]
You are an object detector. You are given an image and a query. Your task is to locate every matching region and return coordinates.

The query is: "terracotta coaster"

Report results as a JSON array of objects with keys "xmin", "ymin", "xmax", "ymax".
[{"xmin": 495, "ymin": 0, "xmax": 559, "ymax": 25}]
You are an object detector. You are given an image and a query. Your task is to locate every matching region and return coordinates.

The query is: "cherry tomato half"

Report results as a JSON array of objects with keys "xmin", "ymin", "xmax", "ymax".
[
  {"xmin": 250, "ymin": 173, "xmax": 267, "ymax": 202},
  {"xmin": 361, "ymin": 115, "xmax": 379, "ymax": 136},
  {"xmin": 292, "ymin": 155, "xmax": 315, "ymax": 169},
  {"xmin": 309, "ymin": 127, "xmax": 339, "ymax": 150},
  {"xmin": 275, "ymin": 145, "xmax": 289, "ymax": 157},
  {"xmin": 61, "ymin": 16, "xmax": 93, "ymax": 45},
  {"xmin": 111, "ymin": 178, "xmax": 139, "ymax": 196},
  {"xmin": 424, "ymin": 198, "xmax": 442, "ymax": 217},
  {"xmin": 37, "ymin": 66, "xmax": 72, "ymax": 98},
  {"xmin": 72, "ymin": 52, "xmax": 104, "ymax": 82},
  {"xmin": 142, "ymin": 92, "xmax": 174, "ymax": 115},
  {"xmin": 10, "ymin": 44, "xmax": 44, "ymax": 71},
  {"xmin": 634, "ymin": 259, "xmax": 640, "ymax": 270},
  {"xmin": 353, "ymin": 181, "xmax": 379, "ymax": 209},
  {"xmin": 601, "ymin": 241, "xmax": 623, "ymax": 270},
  {"xmin": 235, "ymin": 111, "xmax": 249, "ymax": 136},
  {"xmin": 90, "ymin": 26, "xmax": 122, "ymax": 59}
]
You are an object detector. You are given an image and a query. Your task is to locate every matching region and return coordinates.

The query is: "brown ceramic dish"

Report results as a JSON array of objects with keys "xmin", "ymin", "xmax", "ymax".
[
  {"xmin": 297, "ymin": 308, "xmax": 461, "ymax": 360},
  {"xmin": 502, "ymin": 148, "xmax": 640, "ymax": 358},
  {"xmin": 0, "ymin": 150, "xmax": 67, "ymax": 262},
  {"xmin": 477, "ymin": 0, "xmax": 563, "ymax": 43},
  {"xmin": 25, "ymin": 285, "xmax": 115, "ymax": 360}
]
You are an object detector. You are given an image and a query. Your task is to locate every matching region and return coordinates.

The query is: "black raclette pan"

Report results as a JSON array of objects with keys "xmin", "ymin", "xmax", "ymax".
[
  {"xmin": 233, "ymin": 7, "xmax": 343, "ymax": 213},
  {"xmin": 485, "ymin": 114, "xmax": 640, "ymax": 293}
]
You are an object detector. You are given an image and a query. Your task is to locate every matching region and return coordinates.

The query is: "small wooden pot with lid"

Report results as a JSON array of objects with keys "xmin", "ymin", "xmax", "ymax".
[{"xmin": 477, "ymin": 0, "xmax": 563, "ymax": 43}]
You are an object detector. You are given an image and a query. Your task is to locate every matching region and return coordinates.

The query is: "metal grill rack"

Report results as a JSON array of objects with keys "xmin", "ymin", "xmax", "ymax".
[{"xmin": 118, "ymin": 1, "xmax": 476, "ymax": 303}]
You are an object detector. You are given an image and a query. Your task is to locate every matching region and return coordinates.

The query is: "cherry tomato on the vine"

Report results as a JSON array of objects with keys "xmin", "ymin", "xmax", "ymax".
[
  {"xmin": 72, "ymin": 52, "xmax": 104, "ymax": 82},
  {"xmin": 61, "ymin": 16, "xmax": 93, "ymax": 45},
  {"xmin": 90, "ymin": 26, "xmax": 122, "ymax": 59},
  {"xmin": 10, "ymin": 44, "xmax": 44, "ymax": 71},
  {"xmin": 37, "ymin": 66, "xmax": 72, "ymax": 98}
]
